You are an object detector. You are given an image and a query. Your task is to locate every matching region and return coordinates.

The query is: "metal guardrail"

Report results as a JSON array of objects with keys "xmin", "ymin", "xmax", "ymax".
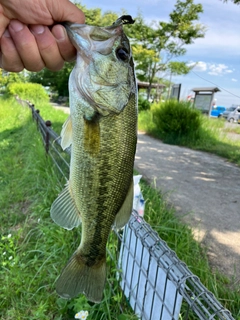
[{"xmin": 20, "ymin": 99, "xmax": 235, "ymax": 320}]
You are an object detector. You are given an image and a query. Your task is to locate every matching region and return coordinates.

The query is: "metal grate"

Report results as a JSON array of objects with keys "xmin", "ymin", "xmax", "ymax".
[{"xmin": 20, "ymin": 99, "xmax": 235, "ymax": 320}]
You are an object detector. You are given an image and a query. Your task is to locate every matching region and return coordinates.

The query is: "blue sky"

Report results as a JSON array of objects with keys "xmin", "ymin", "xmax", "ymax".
[{"xmin": 75, "ymin": 0, "xmax": 240, "ymax": 106}]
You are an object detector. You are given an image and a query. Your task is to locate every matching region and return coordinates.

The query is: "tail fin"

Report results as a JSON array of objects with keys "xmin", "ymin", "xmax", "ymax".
[{"xmin": 56, "ymin": 251, "xmax": 106, "ymax": 303}]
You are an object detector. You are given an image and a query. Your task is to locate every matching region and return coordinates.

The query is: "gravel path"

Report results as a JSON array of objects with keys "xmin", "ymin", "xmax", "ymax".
[{"xmin": 135, "ymin": 132, "xmax": 240, "ymax": 284}]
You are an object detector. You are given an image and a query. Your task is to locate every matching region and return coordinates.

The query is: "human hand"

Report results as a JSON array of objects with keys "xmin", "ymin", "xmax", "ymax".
[{"xmin": 0, "ymin": 0, "xmax": 85, "ymax": 72}]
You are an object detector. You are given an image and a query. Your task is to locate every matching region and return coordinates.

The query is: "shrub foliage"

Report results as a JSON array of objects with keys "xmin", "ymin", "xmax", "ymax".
[
  {"xmin": 7, "ymin": 82, "xmax": 49, "ymax": 104},
  {"xmin": 152, "ymin": 99, "xmax": 202, "ymax": 143},
  {"xmin": 138, "ymin": 95, "xmax": 151, "ymax": 112}
]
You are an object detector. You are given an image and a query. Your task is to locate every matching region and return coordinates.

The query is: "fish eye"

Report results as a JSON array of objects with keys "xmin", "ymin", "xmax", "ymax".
[{"xmin": 116, "ymin": 47, "xmax": 129, "ymax": 62}]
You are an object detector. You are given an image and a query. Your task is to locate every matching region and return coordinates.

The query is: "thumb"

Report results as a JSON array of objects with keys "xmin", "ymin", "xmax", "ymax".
[
  {"xmin": 53, "ymin": 1, "xmax": 85, "ymax": 24},
  {"xmin": 0, "ymin": 14, "xmax": 10, "ymax": 38}
]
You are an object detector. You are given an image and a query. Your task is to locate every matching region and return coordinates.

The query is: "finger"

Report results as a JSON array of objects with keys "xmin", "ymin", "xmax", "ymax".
[
  {"xmin": 8, "ymin": 20, "xmax": 45, "ymax": 72},
  {"xmin": 0, "ymin": 29, "xmax": 24, "ymax": 72},
  {"xmin": 52, "ymin": 24, "xmax": 76, "ymax": 62},
  {"xmin": 30, "ymin": 25, "xmax": 64, "ymax": 71},
  {"xmin": 0, "ymin": 13, "xmax": 10, "ymax": 38}
]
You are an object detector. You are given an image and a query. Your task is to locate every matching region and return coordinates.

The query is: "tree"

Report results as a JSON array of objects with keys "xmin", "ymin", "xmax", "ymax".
[
  {"xmin": 28, "ymin": 62, "xmax": 74, "ymax": 97},
  {"xmin": 222, "ymin": 0, "xmax": 240, "ymax": 4},
  {"xmin": 125, "ymin": 0, "xmax": 206, "ymax": 99},
  {"xmin": 0, "ymin": 69, "xmax": 26, "ymax": 93}
]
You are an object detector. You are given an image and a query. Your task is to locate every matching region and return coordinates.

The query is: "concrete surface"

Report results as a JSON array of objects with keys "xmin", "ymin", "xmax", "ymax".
[{"xmin": 135, "ymin": 132, "xmax": 240, "ymax": 284}]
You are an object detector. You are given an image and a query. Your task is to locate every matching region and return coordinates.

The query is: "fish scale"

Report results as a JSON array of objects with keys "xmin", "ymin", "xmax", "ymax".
[{"xmin": 50, "ymin": 16, "xmax": 137, "ymax": 303}]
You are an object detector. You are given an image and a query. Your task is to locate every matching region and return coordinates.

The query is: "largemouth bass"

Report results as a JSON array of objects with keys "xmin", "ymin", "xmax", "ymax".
[{"xmin": 50, "ymin": 16, "xmax": 137, "ymax": 303}]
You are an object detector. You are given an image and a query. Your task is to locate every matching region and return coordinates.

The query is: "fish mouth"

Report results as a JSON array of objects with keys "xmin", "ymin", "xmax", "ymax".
[
  {"xmin": 64, "ymin": 24, "xmax": 122, "ymax": 57},
  {"xmin": 63, "ymin": 15, "xmax": 134, "ymax": 56}
]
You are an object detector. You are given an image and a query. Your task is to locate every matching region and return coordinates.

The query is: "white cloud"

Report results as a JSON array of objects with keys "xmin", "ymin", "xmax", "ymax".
[
  {"xmin": 188, "ymin": 61, "xmax": 207, "ymax": 72},
  {"xmin": 185, "ymin": 19, "xmax": 240, "ymax": 59},
  {"xmin": 232, "ymin": 78, "xmax": 238, "ymax": 82},
  {"xmin": 208, "ymin": 63, "xmax": 233, "ymax": 76},
  {"xmin": 188, "ymin": 61, "xmax": 234, "ymax": 76}
]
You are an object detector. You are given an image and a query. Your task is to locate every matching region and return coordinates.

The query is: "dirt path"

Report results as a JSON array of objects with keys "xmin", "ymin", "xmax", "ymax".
[
  {"xmin": 51, "ymin": 103, "xmax": 70, "ymax": 114},
  {"xmin": 135, "ymin": 132, "xmax": 240, "ymax": 284}
]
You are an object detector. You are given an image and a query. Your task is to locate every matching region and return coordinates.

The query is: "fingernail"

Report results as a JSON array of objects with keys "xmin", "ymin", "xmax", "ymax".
[
  {"xmin": 52, "ymin": 25, "xmax": 66, "ymax": 41},
  {"xmin": 10, "ymin": 20, "xmax": 24, "ymax": 32},
  {"xmin": 3, "ymin": 29, "xmax": 11, "ymax": 38},
  {"xmin": 30, "ymin": 25, "xmax": 45, "ymax": 35}
]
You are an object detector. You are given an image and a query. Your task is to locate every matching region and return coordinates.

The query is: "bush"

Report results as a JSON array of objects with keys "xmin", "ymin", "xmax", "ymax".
[
  {"xmin": 152, "ymin": 99, "xmax": 202, "ymax": 143},
  {"xmin": 7, "ymin": 82, "xmax": 49, "ymax": 104},
  {"xmin": 138, "ymin": 95, "xmax": 151, "ymax": 112}
]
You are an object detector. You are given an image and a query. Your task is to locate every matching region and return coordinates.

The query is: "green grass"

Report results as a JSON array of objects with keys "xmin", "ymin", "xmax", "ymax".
[
  {"xmin": 1, "ymin": 97, "xmax": 239, "ymax": 319},
  {"xmin": 138, "ymin": 108, "xmax": 240, "ymax": 166}
]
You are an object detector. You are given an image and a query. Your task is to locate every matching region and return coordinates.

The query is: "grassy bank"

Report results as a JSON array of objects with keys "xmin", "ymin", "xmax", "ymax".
[
  {"xmin": 138, "ymin": 106, "xmax": 240, "ymax": 166},
  {"xmin": 0, "ymin": 98, "xmax": 137, "ymax": 320},
  {"xmin": 0, "ymin": 98, "xmax": 239, "ymax": 318}
]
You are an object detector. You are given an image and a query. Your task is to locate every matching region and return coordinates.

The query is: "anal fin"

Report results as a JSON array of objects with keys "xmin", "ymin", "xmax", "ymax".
[
  {"xmin": 50, "ymin": 182, "xmax": 81, "ymax": 230},
  {"xmin": 114, "ymin": 180, "xmax": 133, "ymax": 229}
]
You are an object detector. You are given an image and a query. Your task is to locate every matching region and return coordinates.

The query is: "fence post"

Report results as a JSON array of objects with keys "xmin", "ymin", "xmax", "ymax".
[
  {"xmin": 28, "ymin": 103, "xmax": 35, "ymax": 119},
  {"xmin": 35, "ymin": 109, "xmax": 40, "ymax": 125},
  {"xmin": 45, "ymin": 120, "xmax": 52, "ymax": 154}
]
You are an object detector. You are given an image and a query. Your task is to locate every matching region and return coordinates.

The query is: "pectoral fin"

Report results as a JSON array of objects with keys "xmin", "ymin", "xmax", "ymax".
[
  {"xmin": 114, "ymin": 180, "xmax": 133, "ymax": 229},
  {"xmin": 61, "ymin": 116, "xmax": 73, "ymax": 150},
  {"xmin": 50, "ymin": 182, "xmax": 81, "ymax": 230}
]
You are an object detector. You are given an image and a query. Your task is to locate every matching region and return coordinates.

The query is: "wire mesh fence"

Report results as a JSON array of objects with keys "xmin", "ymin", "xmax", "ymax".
[
  {"xmin": 117, "ymin": 213, "xmax": 234, "ymax": 320},
  {"xmin": 21, "ymin": 99, "xmax": 235, "ymax": 320}
]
